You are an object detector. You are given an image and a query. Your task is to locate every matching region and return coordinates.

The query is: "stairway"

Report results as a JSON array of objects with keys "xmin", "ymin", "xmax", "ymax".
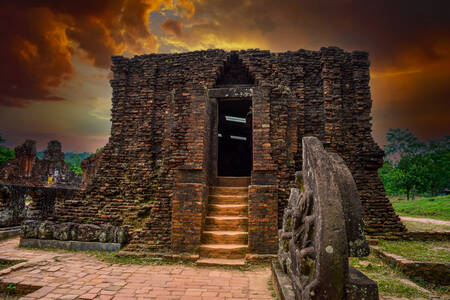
[{"xmin": 196, "ymin": 176, "xmax": 250, "ymax": 266}]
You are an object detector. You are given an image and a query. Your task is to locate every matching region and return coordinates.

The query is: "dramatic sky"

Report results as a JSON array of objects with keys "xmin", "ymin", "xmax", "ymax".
[{"xmin": 1, "ymin": 0, "xmax": 449, "ymax": 152}]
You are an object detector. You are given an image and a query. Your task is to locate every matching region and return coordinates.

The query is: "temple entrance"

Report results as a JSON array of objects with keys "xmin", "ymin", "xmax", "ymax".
[{"xmin": 218, "ymin": 99, "xmax": 252, "ymax": 176}]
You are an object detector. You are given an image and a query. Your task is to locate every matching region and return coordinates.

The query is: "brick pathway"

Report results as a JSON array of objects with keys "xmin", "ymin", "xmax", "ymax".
[{"xmin": 0, "ymin": 238, "xmax": 273, "ymax": 300}]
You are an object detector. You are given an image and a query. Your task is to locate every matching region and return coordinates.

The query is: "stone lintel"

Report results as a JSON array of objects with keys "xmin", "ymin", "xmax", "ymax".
[{"xmin": 208, "ymin": 87, "xmax": 254, "ymax": 98}]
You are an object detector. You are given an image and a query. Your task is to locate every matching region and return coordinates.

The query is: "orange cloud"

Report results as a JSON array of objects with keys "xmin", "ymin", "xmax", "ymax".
[
  {"xmin": 161, "ymin": 18, "xmax": 184, "ymax": 38},
  {"xmin": 0, "ymin": 0, "xmax": 194, "ymax": 107}
]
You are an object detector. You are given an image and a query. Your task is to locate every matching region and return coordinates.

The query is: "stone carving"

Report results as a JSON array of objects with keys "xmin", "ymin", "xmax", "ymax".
[
  {"xmin": 21, "ymin": 220, "xmax": 129, "ymax": 244},
  {"xmin": 277, "ymin": 137, "xmax": 378, "ymax": 299}
]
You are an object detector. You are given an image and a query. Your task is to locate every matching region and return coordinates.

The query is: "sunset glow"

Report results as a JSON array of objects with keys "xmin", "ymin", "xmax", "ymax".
[{"xmin": 1, "ymin": 0, "xmax": 449, "ymax": 152}]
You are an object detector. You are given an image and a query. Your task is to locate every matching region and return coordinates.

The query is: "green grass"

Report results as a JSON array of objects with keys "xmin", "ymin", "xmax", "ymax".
[
  {"xmin": 91, "ymin": 251, "xmax": 195, "ymax": 266},
  {"xmin": 19, "ymin": 245, "xmax": 266, "ymax": 271},
  {"xmin": 402, "ymin": 220, "xmax": 450, "ymax": 232},
  {"xmin": 377, "ymin": 240, "xmax": 450, "ymax": 263},
  {"xmin": 350, "ymin": 254, "xmax": 430, "ymax": 299},
  {"xmin": 391, "ymin": 195, "xmax": 450, "ymax": 221}
]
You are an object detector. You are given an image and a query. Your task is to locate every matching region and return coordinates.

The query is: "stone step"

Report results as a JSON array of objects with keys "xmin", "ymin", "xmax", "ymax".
[
  {"xmin": 196, "ymin": 258, "xmax": 246, "ymax": 266},
  {"xmin": 205, "ymin": 216, "xmax": 248, "ymax": 231},
  {"xmin": 199, "ymin": 244, "xmax": 248, "ymax": 259},
  {"xmin": 210, "ymin": 187, "xmax": 248, "ymax": 196},
  {"xmin": 208, "ymin": 204, "xmax": 248, "ymax": 216},
  {"xmin": 208, "ymin": 195, "xmax": 248, "ymax": 205},
  {"xmin": 216, "ymin": 176, "xmax": 250, "ymax": 187},
  {"xmin": 202, "ymin": 231, "xmax": 248, "ymax": 244}
]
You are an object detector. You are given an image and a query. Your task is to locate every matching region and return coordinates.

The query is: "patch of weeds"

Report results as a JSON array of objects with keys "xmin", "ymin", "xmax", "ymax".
[
  {"xmin": 91, "ymin": 251, "xmax": 196, "ymax": 266},
  {"xmin": 0, "ymin": 259, "xmax": 26, "ymax": 271},
  {"xmin": 350, "ymin": 254, "xmax": 449, "ymax": 299},
  {"xmin": 0, "ymin": 282, "xmax": 41, "ymax": 300},
  {"xmin": 378, "ymin": 240, "xmax": 450, "ymax": 263},
  {"xmin": 267, "ymin": 275, "xmax": 277, "ymax": 299},
  {"xmin": 6, "ymin": 284, "xmax": 16, "ymax": 295}
]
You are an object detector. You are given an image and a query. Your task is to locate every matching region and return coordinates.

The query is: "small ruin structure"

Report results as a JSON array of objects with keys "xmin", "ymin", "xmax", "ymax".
[{"xmin": 0, "ymin": 140, "xmax": 81, "ymax": 235}]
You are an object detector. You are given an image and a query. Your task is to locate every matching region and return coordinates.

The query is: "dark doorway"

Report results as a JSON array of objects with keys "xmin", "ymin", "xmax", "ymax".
[{"xmin": 218, "ymin": 99, "xmax": 252, "ymax": 176}]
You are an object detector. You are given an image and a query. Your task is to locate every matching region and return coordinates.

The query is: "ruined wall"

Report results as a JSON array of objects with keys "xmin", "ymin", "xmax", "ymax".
[
  {"xmin": 0, "ymin": 184, "xmax": 78, "ymax": 227},
  {"xmin": 80, "ymin": 151, "xmax": 103, "ymax": 186},
  {"xmin": 52, "ymin": 48, "xmax": 406, "ymax": 252}
]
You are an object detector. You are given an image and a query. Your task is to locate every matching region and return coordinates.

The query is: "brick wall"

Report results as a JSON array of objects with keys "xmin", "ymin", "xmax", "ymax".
[{"xmin": 51, "ymin": 48, "xmax": 406, "ymax": 253}]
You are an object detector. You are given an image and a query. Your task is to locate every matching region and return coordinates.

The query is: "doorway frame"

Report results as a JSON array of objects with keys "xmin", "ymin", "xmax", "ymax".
[{"xmin": 207, "ymin": 86, "xmax": 254, "ymax": 185}]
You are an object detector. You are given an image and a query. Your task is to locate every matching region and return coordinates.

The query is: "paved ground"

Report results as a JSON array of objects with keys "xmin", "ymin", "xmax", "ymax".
[
  {"xmin": 0, "ymin": 238, "xmax": 439, "ymax": 300},
  {"xmin": 0, "ymin": 238, "xmax": 273, "ymax": 300},
  {"xmin": 401, "ymin": 216, "xmax": 450, "ymax": 226}
]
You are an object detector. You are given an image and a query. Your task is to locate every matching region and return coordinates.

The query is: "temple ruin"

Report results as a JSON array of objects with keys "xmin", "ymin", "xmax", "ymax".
[
  {"xmin": 0, "ymin": 140, "xmax": 81, "ymax": 187},
  {"xmin": 9, "ymin": 47, "xmax": 407, "ymax": 262}
]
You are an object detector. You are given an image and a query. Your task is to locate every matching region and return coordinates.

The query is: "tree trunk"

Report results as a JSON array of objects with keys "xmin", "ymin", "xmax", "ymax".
[
  {"xmin": 406, "ymin": 189, "xmax": 410, "ymax": 200},
  {"xmin": 412, "ymin": 185, "xmax": 416, "ymax": 200}
]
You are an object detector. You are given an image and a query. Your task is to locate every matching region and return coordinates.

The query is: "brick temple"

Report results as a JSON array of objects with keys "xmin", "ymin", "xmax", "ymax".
[{"xmin": 21, "ymin": 48, "xmax": 406, "ymax": 261}]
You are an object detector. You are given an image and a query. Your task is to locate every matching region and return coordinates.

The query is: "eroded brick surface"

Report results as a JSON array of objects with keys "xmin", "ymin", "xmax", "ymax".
[{"xmin": 16, "ymin": 48, "xmax": 406, "ymax": 253}]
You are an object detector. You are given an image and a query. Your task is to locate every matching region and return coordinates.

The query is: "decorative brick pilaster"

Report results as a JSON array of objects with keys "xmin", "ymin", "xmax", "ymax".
[
  {"xmin": 248, "ymin": 184, "xmax": 278, "ymax": 254},
  {"xmin": 171, "ymin": 168, "xmax": 208, "ymax": 252}
]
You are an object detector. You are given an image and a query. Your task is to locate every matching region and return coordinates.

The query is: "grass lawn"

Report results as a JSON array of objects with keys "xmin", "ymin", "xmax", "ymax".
[
  {"xmin": 377, "ymin": 240, "xmax": 450, "ymax": 263},
  {"xmin": 350, "ymin": 254, "xmax": 432, "ymax": 299},
  {"xmin": 391, "ymin": 195, "xmax": 450, "ymax": 221},
  {"xmin": 402, "ymin": 220, "xmax": 450, "ymax": 232}
]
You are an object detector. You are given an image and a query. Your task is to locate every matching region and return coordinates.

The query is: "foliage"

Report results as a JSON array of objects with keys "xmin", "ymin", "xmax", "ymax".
[
  {"xmin": 65, "ymin": 153, "xmax": 83, "ymax": 175},
  {"xmin": 391, "ymin": 195, "xmax": 450, "ymax": 220},
  {"xmin": 0, "ymin": 135, "xmax": 14, "ymax": 166},
  {"xmin": 6, "ymin": 284, "xmax": 16, "ymax": 295},
  {"xmin": 378, "ymin": 161, "xmax": 404, "ymax": 195},
  {"xmin": 379, "ymin": 129, "xmax": 450, "ymax": 199},
  {"xmin": 385, "ymin": 128, "xmax": 425, "ymax": 157},
  {"xmin": 64, "ymin": 152, "xmax": 91, "ymax": 175}
]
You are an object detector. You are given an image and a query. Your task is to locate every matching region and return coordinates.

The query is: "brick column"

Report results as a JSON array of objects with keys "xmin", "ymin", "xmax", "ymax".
[
  {"xmin": 248, "ymin": 183, "xmax": 278, "ymax": 254},
  {"xmin": 248, "ymin": 87, "xmax": 278, "ymax": 254},
  {"xmin": 171, "ymin": 168, "xmax": 207, "ymax": 252}
]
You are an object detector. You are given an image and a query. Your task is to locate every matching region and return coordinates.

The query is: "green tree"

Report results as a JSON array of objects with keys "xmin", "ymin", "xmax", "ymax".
[
  {"xmin": 424, "ymin": 136, "xmax": 450, "ymax": 196},
  {"xmin": 378, "ymin": 161, "xmax": 403, "ymax": 195},
  {"xmin": 0, "ymin": 135, "xmax": 14, "ymax": 166},
  {"xmin": 385, "ymin": 128, "xmax": 426, "ymax": 157},
  {"xmin": 381, "ymin": 129, "xmax": 450, "ymax": 199},
  {"xmin": 65, "ymin": 152, "xmax": 83, "ymax": 175},
  {"xmin": 396, "ymin": 154, "xmax": 432, "ymax": 200}
]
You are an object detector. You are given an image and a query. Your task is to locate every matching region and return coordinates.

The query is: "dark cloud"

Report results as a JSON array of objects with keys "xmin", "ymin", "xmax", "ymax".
[
  {"xmin": 184, "ymin": 0, "xmax": 450, "ymax": 71},
  {"xmin": 161, "ymin": 18, "xmax": 183, "ymax": 38},
  {"xmin": 1, "ymin": 0, "xmax": 449, "ymax": 147},
  {"xmin": 165, "ymin": 0, "xmax": 450, "ymax": 143},
  {"xmin": 0, "ymin": 0, "xmax": 170, "ymax": 107}
]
